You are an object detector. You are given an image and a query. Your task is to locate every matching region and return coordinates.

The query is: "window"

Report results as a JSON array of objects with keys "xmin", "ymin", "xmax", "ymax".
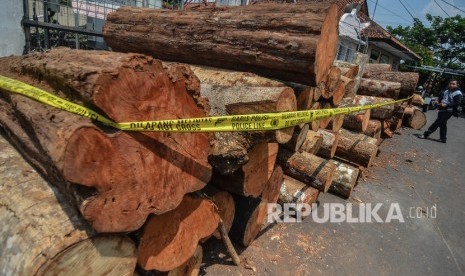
[
  {"xmin": 370, "ymin": 49, "xmax": 380, "ymax": 62},
  {"xmin": 336, "ymin": 43, "xmax": 356, "ymax": 62},
  {"xmin": 379, "ymin": 54, "xmax": 390, "ymax": 64}
]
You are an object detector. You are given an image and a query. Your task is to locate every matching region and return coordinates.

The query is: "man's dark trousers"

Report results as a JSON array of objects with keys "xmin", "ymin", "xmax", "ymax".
[{"xmin": 424, "ymin": 111, "xmax": 453, "ymax": 140}]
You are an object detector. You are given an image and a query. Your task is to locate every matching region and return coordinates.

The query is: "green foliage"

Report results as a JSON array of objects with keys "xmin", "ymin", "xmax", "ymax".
[{"xmin": 387, "ymin": 14, "xmax": 465, "ymax": 69}]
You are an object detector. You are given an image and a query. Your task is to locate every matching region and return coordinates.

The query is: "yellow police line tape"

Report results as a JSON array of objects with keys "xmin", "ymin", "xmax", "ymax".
[{"xmin": 0, "ymin": 75, "xmax": 412, "ymax": 132}]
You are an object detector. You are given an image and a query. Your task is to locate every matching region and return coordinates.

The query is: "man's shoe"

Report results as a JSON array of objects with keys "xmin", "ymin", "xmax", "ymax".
[
  {"xmin": 418, "ymin": 134, "xmax": 428, "ymax": 139},
  {"xmin": 440, "ymin": 139, "xmax": 446, "ymax": 143}
]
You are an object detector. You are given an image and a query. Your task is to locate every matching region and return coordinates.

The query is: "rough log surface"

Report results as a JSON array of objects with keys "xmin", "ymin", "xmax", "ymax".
[
  {"xmin": 336, "ymin": 129, "xmax": 378, "ymax": 167},
  {"xmin": 0, "ymin": 50, "xmax": 211, "ymax": 232},
  {"xmin": 329, "ymin": 161, "xmax": 360, "ymax": 198},
  {"xmin": 104, "ymin": 3, "xmax": 340, "ymax": 86},
  {"xmin": 277, "ymin": 148, "xmax": 335, "ymax": 192},
  {"xmin": 229, "ymin": 195, "xmax": 267, "ymax": 247},
  {"xmin": 261, "ymin": 166, "xmax": 284, "ymax": 203},
  {"xmin": 202, "ymin": 84, "xmax": 296, "ymax": 175},
  {"xmin": 403, "ymin": 106, "xmax": 427, "ymax": 130},
  {"xmin": 316, "ymin": 129, "xmax": 339, "ymax": 159},
  {"xmin": 0, "ymin": 135, "xmax": 137, "ymax": 276},
  {"xmin": 358, "ymin": 78, "xmax": 401, "ymax": 99},
  {"xmin": 352, "ymin": 95, "xmax": 398, "ymax": 120},
  {"xmin": 362, "ymin": 71, "xmax": 419, "ymax": 98},
  {"xmin": 300, "ymin": 130, "xmax": 323, "ymax": 154},
  {"xmin": 279, "ymin": 175, "xmax": 319, "ymax": 204}
]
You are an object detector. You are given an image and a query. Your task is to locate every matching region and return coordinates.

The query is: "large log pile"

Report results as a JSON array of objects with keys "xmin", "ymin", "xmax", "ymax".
[{"xmin": 0, "ymin": 3, "xmax": 427, "ymax": 274}]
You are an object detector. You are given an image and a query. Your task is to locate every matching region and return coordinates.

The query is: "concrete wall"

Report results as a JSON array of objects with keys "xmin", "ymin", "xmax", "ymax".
[{"xmin": 0, "ymin": 1, "xmax": 25, "ymax": 57}]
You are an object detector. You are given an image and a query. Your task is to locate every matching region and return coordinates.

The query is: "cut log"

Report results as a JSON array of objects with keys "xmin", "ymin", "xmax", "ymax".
[
  {"xmin": 0, "ymin": 135, "xmax": 137, "ymax": 275},
  {"xmin": 313, "ymin": 82, "xmax": 324, "ymax": 101},
  {"xmin": 364, "ymin": 63, "xmax": 392, "ymax": 75},
  {"xmin": 352, "ymin": 95, "xmax": 398, "ymax": 120},
  {"xmin": 362, "ymin": 71, "xmax": 419, "ymax": 98},
  {"xmin": 279, "ymin": 175, "xmax": 320, "ymax": 204},
  {"xmin": 318, "ymin": 101, "xmax": 333, "ymax": 129},
  {"xmin": 358, "ymin": 78, "xmax": 401, "ymax": 99},
  {"xmin": 138, "ymin": 195, "xmax": 220, "ymax": 271},
  {"xmin": 189, "ymin": 64, "xmax": 284, "ymax": 87},
  {"xmin": 104, "ymin": 3, "xmax": 340, "ymax": 86},
  {"xmin": 211, "ymin": 143, "xmax": 278, "ymax": 197},
  {"xmin": 277, "ymin": 148, "xmax": 335, "ymax": 192},
  {"xmin": 382, "ymin": 120, "xmax": 395, "ymax": 138},
  {"xmin": 411, "ymin": 94, "xmax": 425, "ymax": 106},
  {"xmin": 168, "ymin": 245, "xmax": 203, "ymax": 276},
  {"xmin": 300, "ymin": 130, "xmax": 323, "ymax": 155},
  {"xmin": 201, "ymin": 186, "xmax": 235, "ymax": 239},
  {"xmin": 332, "ymin": 75, "xmax": 354, "ymax": 105},
  {"xmin": 323, "ymin": 67, "xmax": 341, "ymax": 99},
  {"xmin": 327, "ymin": 114, "xmax": 345, "ymax": 132},
  {"xmin": 283, "ymin": 124, "xmax": 310, "ymax": 152},
  {"xmin": 261, "ymin": 166, "xmax": 284, "ymax": 203},
  {"xmin": 329, "ymin": 161, "xmax": 360, "ymax": 198},
  {"xmin": 310, "ymin": 101, "xmax": 321, "ymax": 131},
  {"xmin": 341, "ymin": 109, "xmax": 371, "ymax": 133},
  {"xmin": 294, "ymin": 84, "xmax": 315, "ymax": 111},
  {"xmin": 344, "ymin": 52, "xmax": 368, "ymax": 98},
  {"xmin": 229, "ymin": 195, "xmax": 267, "ymax": 247},
  {"xmin": 316, "ymin": 129, "xmax": 340, "ymax": 159},
  {"xmin": 333, "ymin": 60, "xmax": 359, "ymax": 78},
  {"xmin": 201, "ymin": 84, "xmax": 296, "ymax": 174},
  {"xmin": 403, "ymin": 106, "xmax": 427, "ymax": 130},
  {"xmin": 0, "ymin": 51, "xmax": 212, "ymax": 232},
  {"xmin": 364, "ymin": 119, "xmax": 382, "ymax": 143},
  {"xmin": 336, "ymin": 129, "xmax": 378, "ymax": 167}
]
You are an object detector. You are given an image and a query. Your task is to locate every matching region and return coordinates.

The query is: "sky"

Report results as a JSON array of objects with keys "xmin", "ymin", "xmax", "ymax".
[{"xmin": 366, "ymin": 0, "xmax": 465, "ymax": 28}]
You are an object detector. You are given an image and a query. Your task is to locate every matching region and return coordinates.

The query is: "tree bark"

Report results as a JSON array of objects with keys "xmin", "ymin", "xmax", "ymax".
[
  {"xmin": 0, "ymin": 57, "xmax": 211, "ymax": 232},
  {"xmin": 138, "ymin": 195, "xmax": 220, "ymax": 271},
  {"xmin": 293, "ymin": 84, "xmax": 315, "ymax": 111},
  {"xmin": 201, "ymin": 84, "xmax": 296, "ymax": 175},
  {"xmin": 211, "ymin": 143, "xmax": 278, "ymax": 197},
  {"xmin": 352, "ymin": 95, "xmax": 398, "ymax": 120},
  {"xmin": 313, "ymin": 82, "xmax": 325, "ymax": 102},
  {"xmin": 279, "ymin": 175, "xmax": 319, "ymax": 204},
  {"xmin": 363, "ymin": 63, "xmax": 392, "ymax": 75},
  {"xmin": 300, "ymin": 130, "xmax": 323, "ymax": 155},
  {"xmin": 402, "ymin": 106, "xmax": 427, "ymax": 130},
  {"xmin": 362, "ymin": 71, "xmax": 419, "ymax": 98},
  {"xmin": 316, "ymin": 129, "xmax": 339, "ymax": 159},
  {"xmin": 329, "ymin": 161, "xmax": 360, "ymax": 199},
  {"xmin": 277, "ymin": 148, "xmax": 335, "ymax": 192},
  {"xmin": 103, "ymin": 3, "xmax": 340, "ymax": 86},
  {"xmin": 336, "ymin": 129, "xmax": 378, "ymax": 167},
  {"xmin": 0, "ymin": 135, "xmax": 137, "ymax": 276},
  {"xmin": 358, "ymin": 78, "xmax": 401, "ymax": 99},
  {"xmin": 261, "ymin": 166, "xmax": 284, "ymax": 203},
  {"xmin": 189, "ymin": 64, "xmax": 284, "ymax": 87},
  {"xmin": 167, "ymin": 245, "xmax": 203, "ymax": 276},
  {"xmin": 341, "ymin": 110, "xmax": 371, "ymax": 133},
  {"xmin": 229, "ymin": 195, "xmax": 267, "ymax": 247}
]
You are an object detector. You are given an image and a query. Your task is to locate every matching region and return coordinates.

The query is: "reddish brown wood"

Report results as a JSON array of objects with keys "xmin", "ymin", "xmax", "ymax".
[
  {"xmin": 261, "ymin": 166, "xmax": 284, "ymax": 203},
  {"xmin": 403, "ymin": 106, "xmax": 427, "ymax": 130},
  {"xmin": 336, "ymin": 129, "xmax": 378, "ymax": 167},
  {"xmin": 323, "ymin": 67, "xmax": 341, "ymax": 99},
  {"xmin": 211, "ymin": 143, "xmax": 278, "ymax": 197},
  {"xmin": 0, "ymin": 50, "xmax": 211, "ymax": 232},
  {"xmin": 103, "ymin": 3, "xmax": 340, "ymax": 86},
  {"xmin": 300, "ymin": 130, "xmax": 323, "ymax": 154},
  {"xmin": 316, "ymin": 129, "xmax": 340, "ymax": 159},
  {"xmin": 229, "ymin": 195, "xmax": 267, "ymax": 247},
  {"xmin": 138, "ymin": 195, "xmax": 220, "ymax": 271},
  {"xmin": 363, "ymin": 63, "xmax": 392, "ymax": 75}
]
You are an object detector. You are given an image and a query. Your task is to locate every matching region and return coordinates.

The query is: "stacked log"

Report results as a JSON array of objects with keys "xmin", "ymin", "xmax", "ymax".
[{"xmin": 0, "ymin": 135, "xmax": 138, "ymax": 275}]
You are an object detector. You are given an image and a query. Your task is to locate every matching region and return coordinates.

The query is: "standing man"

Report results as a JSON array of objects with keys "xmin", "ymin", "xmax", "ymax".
[{"xmin": 419, "ymin": 80, "xmax": 462, "ymax": 143}]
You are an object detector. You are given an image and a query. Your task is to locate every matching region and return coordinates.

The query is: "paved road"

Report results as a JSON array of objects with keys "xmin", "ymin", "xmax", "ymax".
[{"xmin": 203, "ymin": 110, "xmax": 465, "ymax": 276}]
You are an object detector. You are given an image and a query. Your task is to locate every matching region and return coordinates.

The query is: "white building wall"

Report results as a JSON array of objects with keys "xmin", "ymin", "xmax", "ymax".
[{"xmin": 0, "ymin": 1, "xmax": 25, "ymax": 57}]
